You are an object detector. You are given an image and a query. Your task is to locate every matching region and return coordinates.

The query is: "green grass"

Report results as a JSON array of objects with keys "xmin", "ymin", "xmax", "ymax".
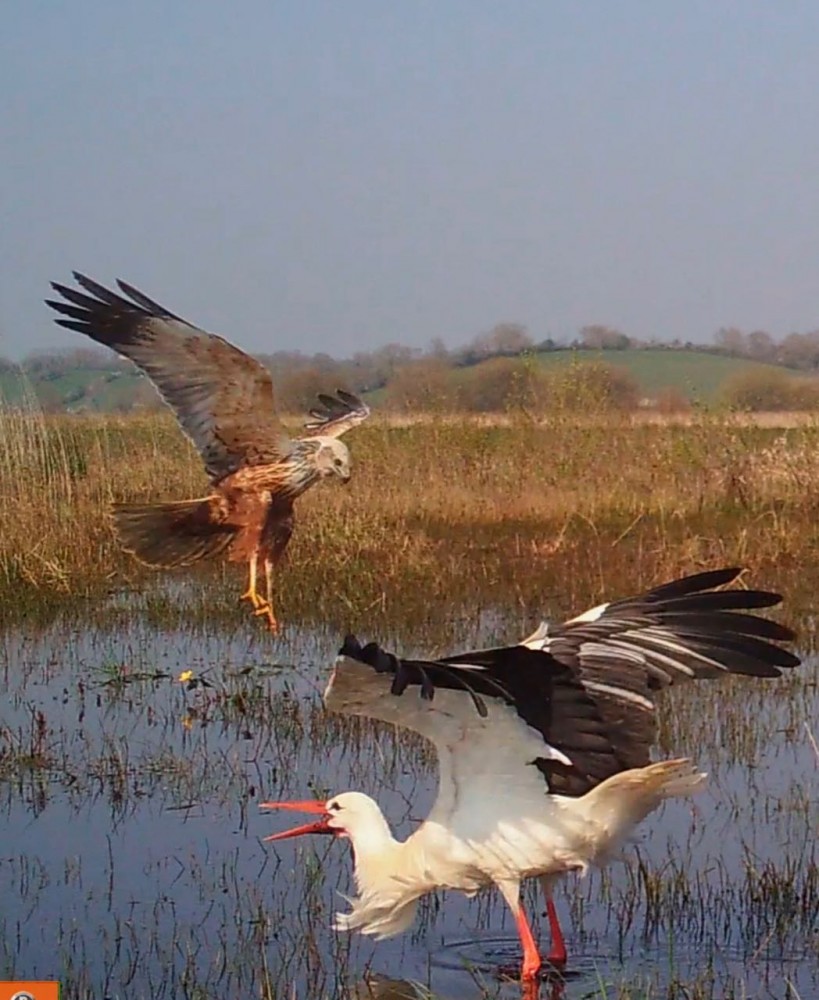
[
  {"xmin": 0, "ymin": 367, "xmax": 146, "ymax": 411},
  {"xmin": 528, "ymin": 348, "xmax": 798, "ymax": 401}
]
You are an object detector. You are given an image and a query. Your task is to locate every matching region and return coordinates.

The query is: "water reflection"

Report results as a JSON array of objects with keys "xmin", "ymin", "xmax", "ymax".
[{"xmin": 352, "ymin": 970, "xmax": 567, "ymax": 1000}]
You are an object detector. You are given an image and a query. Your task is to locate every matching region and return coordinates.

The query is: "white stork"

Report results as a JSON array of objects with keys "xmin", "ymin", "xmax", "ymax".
[{"xmin": 261, "ymin": 568, "xmax": 799, "ymax": 983}]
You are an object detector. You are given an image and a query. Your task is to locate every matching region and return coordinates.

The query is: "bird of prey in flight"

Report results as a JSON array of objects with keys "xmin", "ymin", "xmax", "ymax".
[{"xmin": 47, "ymin": 272, "xmax": 370, "ymax": 633}]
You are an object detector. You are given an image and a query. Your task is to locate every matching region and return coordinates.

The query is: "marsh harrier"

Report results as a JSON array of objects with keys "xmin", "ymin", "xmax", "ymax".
[{"xmin": 47, "ymin": 272, "xmax": 370, "ymax": 632}]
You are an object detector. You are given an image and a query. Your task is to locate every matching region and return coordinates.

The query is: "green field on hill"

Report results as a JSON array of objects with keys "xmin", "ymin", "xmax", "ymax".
[
  {"xmin": 0, "ymin": 347, "xmax": 804, "ymax": 412},
  {"xmin": 0, "ymin": 368, "xmax": 145, "ymax": 411},
  {"xmin": 530, "ymin": 348, "xmax": 796, "ymax": 400}
]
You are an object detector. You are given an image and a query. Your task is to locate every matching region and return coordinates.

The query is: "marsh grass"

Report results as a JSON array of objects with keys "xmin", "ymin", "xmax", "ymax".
[{"xmin": 3, "ymin": 404, "xmax": 819, "ymax": 631}]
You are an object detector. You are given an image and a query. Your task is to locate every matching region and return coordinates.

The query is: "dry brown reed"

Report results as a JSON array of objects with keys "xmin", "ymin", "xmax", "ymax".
[{"xmin": 2, "ymin": 398, "xmax": 819, "ymax": 628}]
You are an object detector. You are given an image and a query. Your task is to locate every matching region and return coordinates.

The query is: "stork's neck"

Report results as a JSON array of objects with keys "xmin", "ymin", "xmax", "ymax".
[
  {"xmin": 333, "ymin": 807, "xmax": 435, "ymax": 939},
  {"xmin": 345, "ymin": 809, "xmax": 411, "ymax": 893}
]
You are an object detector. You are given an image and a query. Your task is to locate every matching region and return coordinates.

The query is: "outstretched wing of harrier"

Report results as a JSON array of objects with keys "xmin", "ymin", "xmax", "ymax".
[
  {"xmin": 303, "ymin": 390, "xmax": 371, "ymax": 439},
  {"xmin": 47, "ymin": 272, "xmax": 292, "ymax": 482},
  {"xmin": 46, "ymin": 272, "xmax": 371, "ymax": 633}
]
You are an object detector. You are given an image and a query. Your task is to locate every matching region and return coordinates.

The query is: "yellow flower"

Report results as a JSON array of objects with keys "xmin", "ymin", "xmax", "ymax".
[
  {"xmin": 181, "ymin": 714, "xmax": 194, "ymax": 731},
  {"xmin": 178, "ymin": 670, "xmax": 195, "ymax": 683}
]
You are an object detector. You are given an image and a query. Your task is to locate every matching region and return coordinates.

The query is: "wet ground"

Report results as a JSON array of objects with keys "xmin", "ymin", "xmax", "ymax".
[{"xmin": 1, "ymin": 583, "xmax": 817, "ymax": 999}]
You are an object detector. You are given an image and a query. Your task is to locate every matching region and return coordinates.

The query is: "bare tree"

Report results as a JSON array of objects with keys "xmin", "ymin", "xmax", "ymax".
[
  {"xmin": 746, "ymin": 330, "xmax": 775, "ymax": 361},
  {"xmin": 714, "ymin": 327, "xmax": 746, "ymax": 356},
  {"xmin": 579, "ymin": 325, "xmax": 631, "ymax": 350}
]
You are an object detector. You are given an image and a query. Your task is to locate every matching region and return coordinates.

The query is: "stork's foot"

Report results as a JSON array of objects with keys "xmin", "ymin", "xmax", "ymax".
[
  {"xmin": 497, "ymin": 959, "xmax": 566, "ymax": 984},
  {"xmin": 497, "ymin": 961, "xmax": 544, "ymax": 983},
  {"xmin": 514, "ymin": 943, "xmax": 566, "ymax": 974}
]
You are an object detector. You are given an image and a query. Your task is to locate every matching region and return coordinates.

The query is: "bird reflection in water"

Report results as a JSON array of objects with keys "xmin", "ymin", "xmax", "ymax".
[{"xmin": 351, "ymin": 969, "xmax": 566, "ymax": 1000}]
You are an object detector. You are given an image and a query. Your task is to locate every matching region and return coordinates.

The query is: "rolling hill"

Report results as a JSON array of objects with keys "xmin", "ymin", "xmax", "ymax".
[
  {"xmin": 529, "ymin": 348, "xmax": 798, "ymax": 401},
  {"xmin": 0, "ymin": 347, "xmax": 807, "ymax": 413}
]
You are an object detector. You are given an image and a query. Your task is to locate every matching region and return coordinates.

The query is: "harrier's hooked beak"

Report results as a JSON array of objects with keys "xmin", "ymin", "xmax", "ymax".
[
  {"xmin": 337, "ymin": 468, "xmax": 351, "ymax": 484},
  {"xmin": 261, "ymin": 799, "xmax": 335, "ymax": 840}
]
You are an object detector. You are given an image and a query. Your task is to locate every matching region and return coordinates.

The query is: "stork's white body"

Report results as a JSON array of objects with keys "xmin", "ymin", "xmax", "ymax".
[
  {"xmin": 324, "ymin": 666, "xmax": 704, "ymax": 943},
  {"xmin": 263, "ymin": 568, "xmax": 798, "ymax": 981}
]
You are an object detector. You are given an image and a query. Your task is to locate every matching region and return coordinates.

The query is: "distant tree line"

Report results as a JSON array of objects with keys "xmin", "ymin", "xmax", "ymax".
[
  {"xmin": 5, "ymin": 317, "xmax": 819, "ymax": 414},
  {"xmin": 710, "ymin": 326, "xmax": 819, "ymax": 370}
]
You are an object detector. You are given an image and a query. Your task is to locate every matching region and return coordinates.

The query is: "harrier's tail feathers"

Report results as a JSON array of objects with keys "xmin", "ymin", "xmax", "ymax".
[{"xmin": 112, "ymin": 497, "xmax": 235, "ymax": 568}]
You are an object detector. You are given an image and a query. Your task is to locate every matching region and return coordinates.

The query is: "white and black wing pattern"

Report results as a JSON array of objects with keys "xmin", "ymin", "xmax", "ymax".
[
  {"xmin": 329, "ymin": 568, "xmax": 798, "ymax": 798},
  {"xmin": 519, "ymin": 566, "xmax": 796, "ymax": 688},
  {"xmin": 302, "ymin": 390, "xmax": 371, "ymax": 439},
  {"xmin": 46, "ymin": 272, "xmax": 291, "ymax": 480},
  {"xmin": 447, "ymin": 567, "xmax": 799, "ymax": 793},
  {"xmin": 326, "ymin": 638, "xmax": 604, "ymax": 825},
  {"xmin": 328, "ymin": 634, "xmax": 637, "ymax": 809}
]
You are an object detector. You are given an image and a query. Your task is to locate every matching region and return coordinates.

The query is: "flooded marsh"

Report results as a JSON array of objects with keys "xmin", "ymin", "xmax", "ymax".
[
  {"xmin": 1, "ymin": 579, "xmax": 817, "ymax": 999},
  {"xmin": 0, "ymin": 411, "xmax": 818, "ymax": 998}
]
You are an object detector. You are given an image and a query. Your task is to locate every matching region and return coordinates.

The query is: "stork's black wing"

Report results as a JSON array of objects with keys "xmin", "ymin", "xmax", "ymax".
[{"xmin": 331, "ymin": 568, "xmax": 798, "ymax": 796}]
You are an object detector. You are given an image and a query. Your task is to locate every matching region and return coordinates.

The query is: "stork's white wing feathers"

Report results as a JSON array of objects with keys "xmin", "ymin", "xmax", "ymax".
[{"xmin": 325, "ymin": 656, "xmax": 571, "ymax": 834}]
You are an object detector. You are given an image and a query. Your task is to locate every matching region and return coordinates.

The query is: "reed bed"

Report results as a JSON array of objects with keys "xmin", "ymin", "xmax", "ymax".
[{"xmin": 2, "ymin": 404, "xmax": 819, "ymax": 630}]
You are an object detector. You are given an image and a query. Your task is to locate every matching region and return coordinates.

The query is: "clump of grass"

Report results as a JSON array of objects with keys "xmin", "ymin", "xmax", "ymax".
[
  {"xmin": 0, "ymin": 707, "xmax": 51, "ymax": 775},
  {"xmin": 0, "ymin": 406, "xmax": 202, "ymax": 603}
]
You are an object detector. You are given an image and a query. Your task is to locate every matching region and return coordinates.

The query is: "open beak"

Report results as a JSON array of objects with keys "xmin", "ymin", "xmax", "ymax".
[{"xmin": 260, "ymin": 799, "xmax": 335, "ymax": 841}]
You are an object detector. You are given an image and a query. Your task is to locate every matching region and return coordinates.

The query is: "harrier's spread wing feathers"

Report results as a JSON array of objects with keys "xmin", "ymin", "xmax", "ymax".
[
  {"xmin": 303, "ymin": 389, "xmax": 371, "ymax": 439},
  {"xmin": 47, "ymin": 272, "xmax": 291, "ymax": 481}
]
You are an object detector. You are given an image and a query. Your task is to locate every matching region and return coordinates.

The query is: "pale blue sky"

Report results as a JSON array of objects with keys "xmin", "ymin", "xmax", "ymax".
[{"xmin": 3, "ymin": 2, "xmax": 819, "ymax": 359}]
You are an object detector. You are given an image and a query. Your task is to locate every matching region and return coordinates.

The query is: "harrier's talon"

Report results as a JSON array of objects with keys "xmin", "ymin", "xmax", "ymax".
[
  {"xmin": 239, "ymin": 589, "xmax": 262, "ymax": 609},
  {"xmin": 253, "ymin": 602, "xmax": 280, "ymax": 633}
]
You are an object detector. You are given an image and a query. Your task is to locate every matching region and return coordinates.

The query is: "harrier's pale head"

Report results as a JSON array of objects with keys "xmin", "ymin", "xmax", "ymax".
[{"xmin": 314, "ymin": 437, "xmax": 351, "ymax": 482}]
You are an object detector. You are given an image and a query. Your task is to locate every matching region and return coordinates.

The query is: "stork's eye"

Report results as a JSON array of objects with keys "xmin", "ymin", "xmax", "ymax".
[{"xmin": 328, "ymin": 802, "xmax": 341, "ymax": 812}]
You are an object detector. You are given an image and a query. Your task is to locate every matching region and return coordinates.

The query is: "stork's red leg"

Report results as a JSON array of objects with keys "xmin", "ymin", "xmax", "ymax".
[
  {"xmin": 515, "ymin": 904, "xmax": 544, "ymax": 981},
  {"xmin": 497, "ymin": 880, "xmax": 542, "ymax": 982},
  {"xmin": 537, "ymin": 874, "xmax": 568, "ymax": 967},
  {"xmin": 545, "ymin": 897, "xmax": 567, "ymax": 967}
]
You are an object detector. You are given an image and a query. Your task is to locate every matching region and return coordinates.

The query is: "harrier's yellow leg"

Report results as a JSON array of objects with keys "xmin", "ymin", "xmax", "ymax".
[
  {"xmin": 239, "ymin": 553, "xmax": 263, "ymax": 609},
  {"xmin": 253, "ymin": 557, "xmax": 279, "ymax": 633}
]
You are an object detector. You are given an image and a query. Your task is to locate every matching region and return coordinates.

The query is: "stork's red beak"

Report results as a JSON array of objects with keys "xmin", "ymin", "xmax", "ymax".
[{"xmin": 260, "ymin": 799, "xmax": 335, "ymax": 841}]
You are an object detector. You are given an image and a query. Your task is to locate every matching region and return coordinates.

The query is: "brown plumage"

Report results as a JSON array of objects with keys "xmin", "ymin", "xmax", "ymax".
[{"xmin": 46, "ymin": 272, "xmax": 371, "ymax": 632}]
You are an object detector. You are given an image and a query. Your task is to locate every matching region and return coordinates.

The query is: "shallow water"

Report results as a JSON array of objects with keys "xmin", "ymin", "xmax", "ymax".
[{"xmin": 1, "ymin": 585, "xmax": 817, "ymax": 1000}]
